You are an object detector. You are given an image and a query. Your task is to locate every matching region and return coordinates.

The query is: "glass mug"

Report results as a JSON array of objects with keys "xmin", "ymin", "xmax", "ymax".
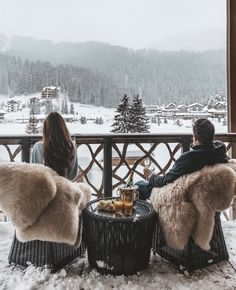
[
  {"xmin": 113, "ymin": 198, "xmax": 124, "ymax": 213},
  {"xmin": 116, "ymin": 186, "xmax": 139, "ymax": 215}
]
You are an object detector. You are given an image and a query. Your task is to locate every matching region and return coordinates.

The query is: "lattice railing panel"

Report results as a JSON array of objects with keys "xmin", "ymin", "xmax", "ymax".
[
  {"xmin": 1, "ymin": 133, "xmax": 236, "ymax": 203},
  {"xmin": 76, "ymin": 143, "xmax": 104, "ymax": 197},
  {"xmin": 112, "ymin": 142, "xmax": 182, "ymax": 189},
  {"xmin": 0, "ymin": 145, "xmax": 22, "ymax": 162}
]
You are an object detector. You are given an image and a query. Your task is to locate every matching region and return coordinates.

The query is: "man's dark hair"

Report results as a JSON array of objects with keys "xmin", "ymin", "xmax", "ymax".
[{"xmin": 192, "ymin": 118, "xmax": 215, "ymax": 145}]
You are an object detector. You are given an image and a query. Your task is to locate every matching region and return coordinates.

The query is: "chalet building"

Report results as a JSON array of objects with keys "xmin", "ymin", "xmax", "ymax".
[
  {"xmin": 164, "ymin": 103, "xmax": 176, "ymax": 110},
  {"xmin": 41, "ymin": 86, "xmax": 59, "ymax": 99},
  {"xmin": 7, "ymin": 99, "xmax": 21, "ymax": 112},
  {"xmin": 175, "ymin": 111, "xmax": 212, "ymax": 120},
  {"xmin": 145, "ymin": 105, "xmax": 161, "ymax": 114},
  {"xmin": 29, "ymin": 96, "xmax": 40, "ymax": 105},
  {"xmin": 162, "ymin": 103, "xmax": 179, "ymax": 117},
  {"xmin": 208, "ymin": 108, "xmax": 226, "ymax": 119},
  {"xmin": 215, "ymin": 101, "xmax": 226, "ymax": 111},
  {"xmin": 177, "ymin": 104, "xmax": 188, "ymax": 113},
  {"xmin": 188, "ymin": 103, "xmax": 205, "ymax": 112}
]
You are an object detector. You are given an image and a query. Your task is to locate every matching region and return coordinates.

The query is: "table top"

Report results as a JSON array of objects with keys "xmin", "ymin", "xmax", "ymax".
[{"xmin": 84, "ymin": 198, "xmax": 155, "ymax": 222}]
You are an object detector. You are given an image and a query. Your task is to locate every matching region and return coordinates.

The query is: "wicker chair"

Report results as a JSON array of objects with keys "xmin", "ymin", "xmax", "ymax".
[
  {"xmin": 8, "ymin": 233, "xmax": 86, "ymax": 272},
  {"xmin": 153, "ymin": 212, "xmax": 229, "ymax": 272}
]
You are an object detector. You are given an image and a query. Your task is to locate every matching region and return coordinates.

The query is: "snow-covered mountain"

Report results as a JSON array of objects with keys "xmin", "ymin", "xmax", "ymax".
[{"xmin": 150, "ymin": 29, "xmax": 225, "ymax": 51}]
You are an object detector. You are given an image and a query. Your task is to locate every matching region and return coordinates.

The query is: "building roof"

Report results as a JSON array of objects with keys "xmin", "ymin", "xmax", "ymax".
[
  {"xmin": 215, "ymin": 101, "xmax": 226, "ymax": 106},
  {"xmin": 188, "ymin": 102, "xmax": 204, "ymax": 108},
  {"xmin": 177, "ymin": 104, "xmax": 188, "ymax": 109},
  {"xmin": 165, "ymin": 102, "xmax": 176, "ymax": 109},
  {"xmin": 7, "ymin": 99, "xmax": 20, "ymax": 104},
  {"xmin": 30, "ymin": 96, "xmax": 40, "ymax": 100},
  {"xmin": 42, "ymin": 86, "xmax": 59, "ymax": 91}
]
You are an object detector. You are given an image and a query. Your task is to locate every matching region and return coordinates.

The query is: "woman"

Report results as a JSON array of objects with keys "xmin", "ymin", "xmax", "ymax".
[{"xmin": 31, "ymin": 112, "xmax": 78, "ymax": 180}]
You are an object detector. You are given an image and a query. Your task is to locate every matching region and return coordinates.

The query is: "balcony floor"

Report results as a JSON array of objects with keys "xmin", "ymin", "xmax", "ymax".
[{"xmin": 0, "ymin": 221, "xmax": 236, "ymax": 289}]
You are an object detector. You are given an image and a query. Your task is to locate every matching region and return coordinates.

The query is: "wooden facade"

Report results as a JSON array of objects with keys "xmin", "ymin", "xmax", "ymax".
[
  {"xmin": 227, "ymin": 0, "xmax": 236, "ymax": 218},
  {"xmin": 41, "ymin": 86, "xmax": 59, "ymax": 99},
  {"xmin": 7, "ymin": 100, "xmax": 20, "ymax": 112}
]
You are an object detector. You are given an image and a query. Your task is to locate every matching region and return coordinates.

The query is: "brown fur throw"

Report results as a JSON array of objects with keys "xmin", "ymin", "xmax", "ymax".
[
  {"xmin": 150, "ymin": 163, "xmax": 236, "ymax": 251},
  {"xmin": 0, "ymin": 162, "xmax": 91, "ymax": 245}
]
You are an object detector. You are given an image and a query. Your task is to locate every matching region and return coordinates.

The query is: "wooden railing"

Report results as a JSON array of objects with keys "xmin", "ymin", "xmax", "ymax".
[{"xmin": 1, "ymin": 133, "xmax": 236, "ymax": 219}]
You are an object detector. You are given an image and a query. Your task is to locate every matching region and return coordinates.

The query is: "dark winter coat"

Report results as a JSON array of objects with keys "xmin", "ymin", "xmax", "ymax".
[{"xmin": 148, "ymin": 140, "xmax": 229, "ymax": 189}]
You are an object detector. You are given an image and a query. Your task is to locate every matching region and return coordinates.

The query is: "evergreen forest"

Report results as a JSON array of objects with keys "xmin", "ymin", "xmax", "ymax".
[{"xmin": 0, "ymin": 37, "xmax": 226, "ymax": 107}]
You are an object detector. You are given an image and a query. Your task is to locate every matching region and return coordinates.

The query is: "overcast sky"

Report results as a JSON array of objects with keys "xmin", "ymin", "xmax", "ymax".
[{"xmin": 0, "ymin": 0, "xmax": 226, "ymax": 49}]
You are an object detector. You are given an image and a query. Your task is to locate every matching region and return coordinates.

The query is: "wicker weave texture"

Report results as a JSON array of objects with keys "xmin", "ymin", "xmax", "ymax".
[
  {"xmin": 83, "ymin": 199, "xmax": 156, "ymax": 275},
  {"xmin": 153, "ymin": 213, "xmax": 229, "ymax": 272},
  {"xmin": 8, "ymin": 234, "xmax": 86, "ymax": 272}
]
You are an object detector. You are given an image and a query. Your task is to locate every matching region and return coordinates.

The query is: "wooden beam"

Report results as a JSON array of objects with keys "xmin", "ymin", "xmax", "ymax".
[
  {"xmin": 227, "ymin": 0, "xmax": 236, "ymax": 136},
  {"xmin": 227, "ymin": 0, "xmax": 236, "ymax": 219}
]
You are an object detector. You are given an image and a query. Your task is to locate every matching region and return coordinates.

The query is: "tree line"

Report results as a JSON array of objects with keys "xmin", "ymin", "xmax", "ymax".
[
  {"xmin": 0, "ymin": 54, "xmax": 119, "ymax": 107},
  {"xmin": 0, "ymin": 45, "xmax": 226, "ymax": 107}
]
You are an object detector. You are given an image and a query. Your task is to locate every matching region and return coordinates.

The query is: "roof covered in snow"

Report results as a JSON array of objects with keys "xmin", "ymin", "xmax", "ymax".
[{"xmin": 42, "ymin": 86, "xmax": 59, "ymax": 91}]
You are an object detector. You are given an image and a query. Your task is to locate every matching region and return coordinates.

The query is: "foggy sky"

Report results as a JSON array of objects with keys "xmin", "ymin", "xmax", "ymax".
[{"xmin": 0, "ymin": 0, "xmax": 226, "ymax": 49}]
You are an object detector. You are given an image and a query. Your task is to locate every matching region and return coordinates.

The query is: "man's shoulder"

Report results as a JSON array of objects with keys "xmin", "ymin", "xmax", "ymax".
[
  {"xmin": 173, "ymin": 150, "xmax": 194, "ymax": 167},
  {"xmin": 180, "ymin": 150, "xmax": 194, "ymax": 158}
]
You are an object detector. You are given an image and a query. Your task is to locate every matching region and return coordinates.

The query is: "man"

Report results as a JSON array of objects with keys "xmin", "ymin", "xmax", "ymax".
[{"xmin": 136, "ymin": 118, "xmax": 229, "ymax": 200}]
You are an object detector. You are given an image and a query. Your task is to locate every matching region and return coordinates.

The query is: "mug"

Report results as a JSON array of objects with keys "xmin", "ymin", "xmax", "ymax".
[{"xmin": 116, "ymin": 186, "xmax": 139, "ymax": 215}]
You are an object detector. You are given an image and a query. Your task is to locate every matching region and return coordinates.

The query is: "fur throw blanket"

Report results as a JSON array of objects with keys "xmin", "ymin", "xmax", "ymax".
[
  {"xmin": 150, "ymin": 163, "xmax": 236, "ymax": 251},
  {"xmin": 0, "ymin": 162, "xmax": 91, "ymax": 245}
]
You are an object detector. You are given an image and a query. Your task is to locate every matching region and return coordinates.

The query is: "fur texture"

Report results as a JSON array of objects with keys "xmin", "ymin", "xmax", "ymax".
[
  {"xmin": 0, "ymin": 162, "xmax": 91, "ymax": 245},
  {"xmin": 150, "ymin": 163, "xmax": 236, "ymax": 251}
]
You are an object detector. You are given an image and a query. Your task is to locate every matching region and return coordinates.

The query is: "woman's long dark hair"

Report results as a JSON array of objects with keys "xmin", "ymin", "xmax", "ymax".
[{"xmin": 43, "ymin": 112, "xmax": 75, "ymax": 177}]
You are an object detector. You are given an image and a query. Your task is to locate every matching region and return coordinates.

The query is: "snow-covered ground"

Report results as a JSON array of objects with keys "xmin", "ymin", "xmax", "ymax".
[
  {"xmin": 0, "ymin": 220, "xmax": 236, "ymax": 290},
  {"xmin": 0, "ymin": 96, "xmax": 228, "ymax": 136},
  {"xmin": 0, "ymin": 114, "xmax": 227, "ymax": 136}
]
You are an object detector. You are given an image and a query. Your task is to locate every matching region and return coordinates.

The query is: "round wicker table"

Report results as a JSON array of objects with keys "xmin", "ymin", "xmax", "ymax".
[{"xmin": 83, "ymin": 198, "xmax": 156, "ymax": 275}]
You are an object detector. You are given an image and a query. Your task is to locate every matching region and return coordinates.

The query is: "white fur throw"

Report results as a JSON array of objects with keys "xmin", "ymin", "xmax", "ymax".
[
  {"xmin": 150, "ymin": 163, "xmax": 236, "ymax": 251},
  {"xmin": 0, "ymin": 162, "xmax": 91, "ymax": 245}
]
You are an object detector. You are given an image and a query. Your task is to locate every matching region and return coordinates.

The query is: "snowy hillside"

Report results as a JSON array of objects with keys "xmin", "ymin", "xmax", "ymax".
[
  {"xmin": 0, "ymin": 220, "xmax": 236, "ymax": 290},
  {"xmin": 0, "ymin": 93, "xmax": 228, "ymax": 135}
]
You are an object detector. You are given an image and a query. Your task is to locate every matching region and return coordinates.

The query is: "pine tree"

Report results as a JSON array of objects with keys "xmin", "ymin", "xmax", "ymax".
[
  {"xmin": 30, "ymin": 98, "xmax": 40, "ymax": 115},
  {"xmin": 99, "ymin": 117, "xmax": 104, "ymax": 124},
  {"xmin": 25, "ymin": 112, "xmax": 39, "ymax": 134},
  {"xmin": 53, "ymin": 103, "xmax": 60, "ymax": 112},
  {"xmin": 129, "ymin": 94, "xmax": 150, "ymax": 133},
  {"xmin": 70, "ymin": 103, "xmax": 75, "ymax": 114},
  {"xmin": 46, "ymin": 99, "xmax": 53, "ymax": 114},
  {"xmin": 111, "ymin": 94, "xmax": 130, "ymax": 133},
  {"xmin": 80, "ymin": 116, "xmax": 87, "ymax": 124},
  {"xmin": 61, "ymin": 100, "xmax": 65, "ymax": 114},
  {"xmin": 77, "ymin": 85, "xmax": 82, "ymax": 103},
  {"xmin": 64, "ymin": 99, "xmax": 69, "ymax": 114}
]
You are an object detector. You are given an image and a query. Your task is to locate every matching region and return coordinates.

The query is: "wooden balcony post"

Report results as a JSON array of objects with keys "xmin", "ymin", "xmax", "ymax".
[
  {"xmin": 227, "ymin": 0, "xmax": 236, "ymax": 219},
  {"xmin": 103, "ymin": 137, "xmax": 112, "ymax": 197},
  {"xmin": 21, "ymin": 139, "xmax": 30, "ymax": 163}
]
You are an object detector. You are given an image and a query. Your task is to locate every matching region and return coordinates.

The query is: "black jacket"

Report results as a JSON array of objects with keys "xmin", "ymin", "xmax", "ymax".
[{"xmin": 148, "ymin": 140, "xmax": 229, "ymax": 189}]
